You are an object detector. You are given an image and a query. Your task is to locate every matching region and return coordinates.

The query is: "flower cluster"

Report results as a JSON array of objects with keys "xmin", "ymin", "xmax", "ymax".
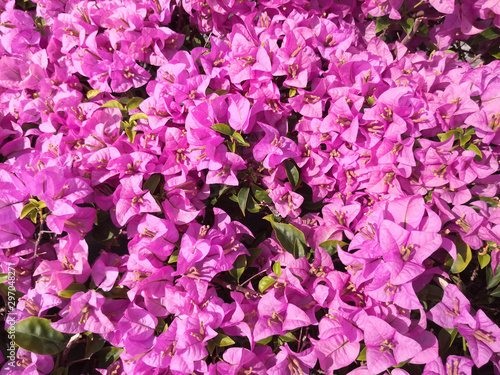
[{"xmin": 1, "ymin": 0, "xmax": 500, "ymax": 374}]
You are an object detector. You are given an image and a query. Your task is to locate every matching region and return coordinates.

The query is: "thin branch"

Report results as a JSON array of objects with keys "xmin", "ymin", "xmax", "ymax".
[
  {"xmin": 401, "ymin": 17, "xmax": 422, "ymax": 46},
  {"xmin": 212, "ymin": 277, "xmax": 264, "ymax": 298},
  {"xmin": 240, "ymin": 268, "xmax": 268, "ymax": 286}
]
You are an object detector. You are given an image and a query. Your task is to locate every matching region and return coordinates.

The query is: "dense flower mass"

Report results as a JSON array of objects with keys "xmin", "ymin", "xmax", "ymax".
[{"xmin": 1, "ymin": 0, "xmax": 500, "ymax": 374}]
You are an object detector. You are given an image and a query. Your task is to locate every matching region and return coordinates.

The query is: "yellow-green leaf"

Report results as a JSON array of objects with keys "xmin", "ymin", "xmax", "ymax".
[
  {"xmin": 129, "ymin": 113, "xmax": 148, "ymax": 123},
  {"xmin": 126, "ymin": 97, "xmax": 144, "ymax": 111},
  {"xmin": 101, "ymin": 100, "xmax": 124, "ymax": 110},
  {"xmin": 258, "ymin": 276, "xmax": 276, "ymax": 293},
  {"xmin": 445, "ymin": 238, "xmax": 472, "ymax": 274},
  {"xmin": 272, "ymin": 262, "xmax": 282, "ymax": 277},
  {"xmin": 20, "ymin": 203, "xmax": 37, "ymax": 219},
  {"xmin": 479, "ymin": 253, "xmax": 491, "ymax": 269},
  {"xmin": 86, "ymin": 90, "xmax": 101, "ymax": 99}
]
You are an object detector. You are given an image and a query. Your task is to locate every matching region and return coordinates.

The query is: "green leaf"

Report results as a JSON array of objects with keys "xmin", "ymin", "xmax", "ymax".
[
  {"xmin": 319, "ymin": 240, "xmax": 346, "ymax": 256},
  {"xmin": 94, "ymin": 346, "xmax": 123, "ymax": 369},
  {"xmin": 256, "ymin": 336, "xmax": 273, "ymax": 345},
  {"xmin": 100, "ymin": 286, "xmax": 129, "ymax": 299},
  {"xmin": 264, "ymin": 215, "xmax": 308, "ymax": 259},
  {"xmin": 479, "ymin": 253, "xmax": 491, "ymax": 269},
  {"xmin": 289, "ymin": 88, "xmax": 297, "ymax": 97},
  {"xmin": 129, "ymin": 113, "xmax": 148, "ymax": 123},
  {"xmin": 211, "ymin": 123, "xmax": 234, "ymax": 136},
  {"xmin": 400, "ymin": 18, "xmax": 415, "ymax": 35},
  {"xmin": 101, "ymin": 100, "xmax": 124, "ymax": 110},
  {"xmin": 232, "ymin": 132, "xmax": 250, "ymax": 147},
  {"xmin": 480, "ymin": 28, "xmax": 500, "ymax": 40},
  {"xmin": 375, "ymin": 17, "xmax": 391, "ymax": 33},
  {"xmin": 143, "ymin": 174, "xmax": 161, "ymax": 195},
  {"xmin": 272, "ymin": 262, "xmax": 282, "ymax": 277},
  {"xmin": 278, "ymin": 331, "xmax": 296, "ymax": 343},
  {"xmin": 0, "ymin": 273, "xmax": 8, "ymax": 283},
  {"xmin": 251, "ymin": 184, "xmax": 272, "ymax": 204},
  {"xmin": 284, "ymin": 159, "xmax": 300, "ymax": 188},
  {"xmin": 168, "ymin": 250, "xmax": 179, "ymax": 264},
  {"xmin": 238, "ymin": 186, "xmax": 250, "ymax": 216},
  {"xmin": 437, "ymin": 129, "xmax": 460, "ymax": 142},
  {"xmin": 246, "ymin": 196, "xmax": 262, "ymax": 213},
  {"xmin": 246, "ymin": 247, "xmax": 262, "ymax": 267},
  {"xmin": 459, "ymin": 133, "xmax": 471, "ymax": 147},
  {"xmin": 357, "ymin": 346, "xmax": 367, "ymax": 361},
  {"xmin": 366, "ymin": 96, "xmax": 375, "ymax": 106},
  {"xmin": 13, "ymin": 317, "xmax": 68, "ymax": 355},
  {"xmin": 213, "ymin": 333, "xmax": 235, "ymax": 347},
  {"xmin": 20, "ymin": 203, "xmax": 38, "ymax": 220},
  {"xmin": 84, "ymin": 333, "xmax": 106, "ymax": 358},
  {"xmin": 438, "ymin": 328, "xmax": 458, "ymax": 355},
  {"xmin": 445, "ymin": 237, "xmax": 472, "ymax": 274},
  {"xmin": 126, "ymin": 97, "xmax": 144, "ymax": 111},
  {"xmin": 124, "ymin": 127, "xmax": 137, "ymax": 143},
  {"xmin": 50, "ymin": 368, "xmax": 69, "ymax": 375},
  {"xmin": 467, "ymin": 143, "xmax": 482, "ymax": 159},
  {"xmin": 491, "ymin": 285, "xmax": 500, "ymax": 298},
  {"xmin": 258, "ymin": 276, "xmax": 276, "ymax": 293},
  {"xmin": 486, "ymin": 263, "xmax": 500, "ymax": 289},
  {"xmin": 58, "ymin": 283, "xmax": 87, "ymax": 298},
  {"xmin": 86, "ymin": 90, "xmax": 101, "ymax": 99},
  {"xmin": 229, "ymin": 255, "xmax": 247, "ymax": 283}
]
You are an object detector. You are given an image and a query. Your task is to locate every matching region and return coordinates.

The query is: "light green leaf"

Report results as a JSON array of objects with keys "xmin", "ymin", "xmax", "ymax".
[
  {"xmin": 445, "ymin": 237, "xmax": 472, "ymax": 274},
  {"xmin": 278, "ymin": 332, "xmax": 296, "ymax": 343},
  {"xmin": 213, "ymin": 333, "xmax": 235, "ymax": 347},
  {"xmin": 479, "ymin": 253, "xmax": 491, "ymax": 269},
  {"xmin": 13, "ymin": 317, "xmax": 68, "ymax": 355},
  {"xmin": 232, "ymin": 132, "xmax": 249, "ymax": 147},
  {"xmin": 211, "ymin": 123, "xmax": 234, "ymax": 136},
  {"xmin": 258, "ymin": 276, "xmax": 276, "ymax": 293},
  {"xmin": 375, "ymin": 17, "xmax": 391, "ymax": 33},
  {"xmin": 272, "ymin": 262, "xmax": 282, "ymax": 277}
]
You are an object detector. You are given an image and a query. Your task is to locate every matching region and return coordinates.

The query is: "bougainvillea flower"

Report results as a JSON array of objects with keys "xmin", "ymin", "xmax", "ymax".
[
  {"xmin": 458, "ymin": 309, "xmax": 500, "ymax": 367},
  {"xmin": 51, "ymin": 291, "xmax": 115, "ymax": 335}
]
